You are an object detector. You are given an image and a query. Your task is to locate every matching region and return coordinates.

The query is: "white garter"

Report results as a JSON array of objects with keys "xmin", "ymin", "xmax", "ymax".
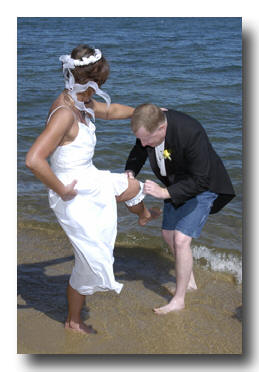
[{"xmin": 125, "ymin": 181, "xmax": 146, "ymax": 207}]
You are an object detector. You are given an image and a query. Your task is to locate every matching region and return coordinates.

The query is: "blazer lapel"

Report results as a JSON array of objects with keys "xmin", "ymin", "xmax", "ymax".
[
  {"xmin": 164, "ymin": 111, "xmax": 176, "ymax": 177},
  {"xmin": 147, "ymin": 147, "xmax": 170, "ymax": 184},
  {"xmin": 147, "ymin": 147, "xmax": 160, "ymax": 175}
]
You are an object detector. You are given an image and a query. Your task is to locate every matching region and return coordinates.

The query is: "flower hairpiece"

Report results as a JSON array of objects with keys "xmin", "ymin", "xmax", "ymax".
[
  {"xmin": 58, "ymin": 48, "xmax": 111, "ymax": 124},
  {"xmin": 59, "ymin": 49, "xmax": 102, "ymax": 69},
  {"xmin": 163, "ymin": 149, "xmax": 172, "ymax": 161}
]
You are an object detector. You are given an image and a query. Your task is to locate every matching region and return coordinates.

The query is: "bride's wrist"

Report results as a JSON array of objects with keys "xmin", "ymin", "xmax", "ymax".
[{"xmin": 57, "ymin": 183, "xmax": 67, "ymax": 199}]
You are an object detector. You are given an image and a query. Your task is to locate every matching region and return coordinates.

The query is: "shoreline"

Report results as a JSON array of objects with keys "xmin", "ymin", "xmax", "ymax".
[{"xmin": 17, "ymin": 223, "xmax": 242, "ymax": 354}]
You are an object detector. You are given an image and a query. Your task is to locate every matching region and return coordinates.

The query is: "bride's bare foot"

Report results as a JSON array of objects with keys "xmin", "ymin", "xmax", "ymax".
[
  {"xmin": 139, "ymin": 207, "xmax": 161, "ymax": 226},
  {"xmin": 65, "ymin": 320, "xmax": 97, "ymax": 334},
  {"xmin": 153, "ymin": 298, "xmax": 185, "ymax": 315}
]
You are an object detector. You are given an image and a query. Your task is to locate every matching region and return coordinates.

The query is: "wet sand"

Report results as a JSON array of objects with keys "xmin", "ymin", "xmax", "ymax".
[{"xmin": 17, "ymin": 221, "xmax": 242, "ymax": 354}]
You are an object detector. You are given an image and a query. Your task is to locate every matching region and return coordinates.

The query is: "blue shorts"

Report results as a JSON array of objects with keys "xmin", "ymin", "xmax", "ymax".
[{"xmin": 162, "ymin": 191, "xmax": 218, "ymax": 238}]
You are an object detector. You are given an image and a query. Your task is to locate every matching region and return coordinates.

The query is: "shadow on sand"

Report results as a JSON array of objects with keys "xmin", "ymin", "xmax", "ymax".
[{"xmin": 17, "ymin": 246, "xmax": 176, "ymax": 325}]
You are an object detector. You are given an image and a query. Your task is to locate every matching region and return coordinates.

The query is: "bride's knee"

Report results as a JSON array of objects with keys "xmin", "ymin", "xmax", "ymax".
[{"xmin": 116, "ymin": 178, "xmax": 140, "ymax": 203}]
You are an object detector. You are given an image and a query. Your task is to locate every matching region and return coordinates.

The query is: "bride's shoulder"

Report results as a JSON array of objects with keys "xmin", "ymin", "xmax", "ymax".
[{"xmin": 47, "ymin": 94, "xmax": 76, "ymax": 123}]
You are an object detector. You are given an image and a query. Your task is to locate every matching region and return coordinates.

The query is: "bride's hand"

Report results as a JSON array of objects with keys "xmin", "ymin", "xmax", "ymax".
[{"xmin": 61, "ymin": 180, "xmax": 78, "ymax": 201}]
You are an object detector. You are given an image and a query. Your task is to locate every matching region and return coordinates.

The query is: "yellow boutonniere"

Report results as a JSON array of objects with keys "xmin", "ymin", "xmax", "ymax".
[{"xmin": 163, "ymin": 149, "xmax": 172, "ymax": 161}]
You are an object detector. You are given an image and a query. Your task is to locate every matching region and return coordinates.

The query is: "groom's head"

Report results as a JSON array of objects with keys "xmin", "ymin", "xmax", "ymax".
[{"xmin": 131, "ymin": 104, "xmax": 167, "ymax": 147}]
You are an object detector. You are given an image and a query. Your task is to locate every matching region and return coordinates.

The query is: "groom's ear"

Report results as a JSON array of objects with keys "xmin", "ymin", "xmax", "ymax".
[{"xmin": 158, "ymin": 121, "xmax": 167, "ymax": 132}]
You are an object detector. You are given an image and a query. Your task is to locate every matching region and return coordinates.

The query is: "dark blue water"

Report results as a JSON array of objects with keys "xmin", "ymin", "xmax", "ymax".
[{"xmin": 17, "ymin": 17, "xmax": 242, "ymax": 281}]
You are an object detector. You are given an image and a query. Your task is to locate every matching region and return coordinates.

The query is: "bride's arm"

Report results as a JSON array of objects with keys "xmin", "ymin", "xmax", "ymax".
[
  {"xmin": 25, "ymin": 108, "xmax": 78, "ymax": 200},
  {"xmin": 92, "ymin": 99, "xmax": 134, "ymax": 120}
]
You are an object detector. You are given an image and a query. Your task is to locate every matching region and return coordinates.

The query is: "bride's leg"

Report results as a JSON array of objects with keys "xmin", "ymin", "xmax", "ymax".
[
  {"xmin": 116, "ymin": 177, "xmax": 141, "ymax": 202},
  {"xmin": 126, "ymin": 201, "xmax": 161, "ymax": 226},
  {"xmin": 65, "ymin": 284, "xmax": 97, "ymax": 334},
  {"xmin": 116, "ymin": 178, "xmax": 161, "ymax": 226}
]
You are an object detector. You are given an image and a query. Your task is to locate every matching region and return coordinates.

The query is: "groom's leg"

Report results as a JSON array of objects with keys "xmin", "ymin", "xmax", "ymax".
[
  {"xmin": 154, "ymin": 191, "xmax": 217, "ymax": 314},
  {"xmin": 154, "ymin": 230, "xmax": 193, "ymax": 314},
  {"xmin": 162, "ymin": 229, "xmax": 197, "ymax": 293}
]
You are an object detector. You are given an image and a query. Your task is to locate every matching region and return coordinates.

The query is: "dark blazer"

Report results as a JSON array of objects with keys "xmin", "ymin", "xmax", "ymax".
[{"xmin": 125, "ymin": 109, "xmax": 235, "ymax": 214}]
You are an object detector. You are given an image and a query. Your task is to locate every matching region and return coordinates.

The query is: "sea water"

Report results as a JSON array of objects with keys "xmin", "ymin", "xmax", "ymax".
[{"xmin": 17, "ymin": 17, "xmax": 242, "ymax": 282}]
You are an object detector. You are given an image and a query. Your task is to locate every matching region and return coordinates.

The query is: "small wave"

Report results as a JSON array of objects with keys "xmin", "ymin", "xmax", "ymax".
[{"xmin": 192, "ymin": 245, "xmax": 242, "ymax": 283}]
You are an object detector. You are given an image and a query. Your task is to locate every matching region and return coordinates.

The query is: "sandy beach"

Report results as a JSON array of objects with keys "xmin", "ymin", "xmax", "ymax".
[
  {"xmin": 17, "ymin": 221, "xmax": 242, "ymax": 355},
  {"xmin": 17, "ymin": 16, "xmax": 242, "ymax": 356}
]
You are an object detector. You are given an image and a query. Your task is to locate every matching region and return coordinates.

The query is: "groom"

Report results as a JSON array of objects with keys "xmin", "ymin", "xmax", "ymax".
[{"xmin": 125, "ymin": 103, "xmax": 235, "ymax": 314}]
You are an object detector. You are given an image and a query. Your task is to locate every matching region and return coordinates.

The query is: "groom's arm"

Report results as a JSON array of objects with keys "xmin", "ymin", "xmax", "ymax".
[
  {"xmin": 125, "ymin": 139, "xmax": 148, "ymax": 177},
  {"xmin": 166, "ymin": 123, "xmax": 211, "ymax": 207}
]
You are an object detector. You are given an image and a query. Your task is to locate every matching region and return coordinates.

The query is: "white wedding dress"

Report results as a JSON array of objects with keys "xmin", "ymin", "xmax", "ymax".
[{"xmin": 48, "ymin": 106, "xmax": 144, "ymax": 295}]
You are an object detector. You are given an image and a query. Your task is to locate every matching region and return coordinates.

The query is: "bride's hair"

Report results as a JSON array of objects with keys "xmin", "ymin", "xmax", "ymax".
[{"xmin": 70, "ymin": 44, "xmax": 110, "ymax": 87}]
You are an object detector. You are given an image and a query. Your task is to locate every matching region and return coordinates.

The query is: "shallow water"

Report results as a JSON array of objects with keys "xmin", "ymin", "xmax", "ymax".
[{"xmin": 17, "ymin": 222, "xmax": 242, "ymax": 354}]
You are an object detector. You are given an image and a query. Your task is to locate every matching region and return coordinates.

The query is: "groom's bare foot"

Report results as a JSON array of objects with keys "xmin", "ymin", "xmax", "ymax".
[
  {"xmin": 65, "ymin": 320, "xmax": 97, "ymax": 334},
  {"xmin": 139, "ymin": 207, "xmax": 161, "ymax": 226},
  {"xmin": 153, "ymin": 298, "xmax": 185, "ymax": 315}
]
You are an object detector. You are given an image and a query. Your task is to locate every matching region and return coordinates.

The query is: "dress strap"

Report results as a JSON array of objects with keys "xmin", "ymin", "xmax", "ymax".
[{"xmin": 47, "ymin": 105, "xmax": 76, "ymax": 124}]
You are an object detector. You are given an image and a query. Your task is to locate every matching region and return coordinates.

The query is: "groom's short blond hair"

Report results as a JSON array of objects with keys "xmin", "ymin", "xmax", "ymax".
[{"xmin": 131, "ymin": 104, "xmax": 166, "ymax": 133}]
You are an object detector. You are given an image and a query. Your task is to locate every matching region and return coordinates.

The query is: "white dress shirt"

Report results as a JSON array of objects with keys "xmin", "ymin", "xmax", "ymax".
[{"xmin": 155, "ymin": 140, "xmax": 166, "ymax": 176}]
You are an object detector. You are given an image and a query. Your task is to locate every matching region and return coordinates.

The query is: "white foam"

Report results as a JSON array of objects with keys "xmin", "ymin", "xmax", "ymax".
[{"xmin": 192, "ymin": 245, "xmax": 242, "ymax": 283}]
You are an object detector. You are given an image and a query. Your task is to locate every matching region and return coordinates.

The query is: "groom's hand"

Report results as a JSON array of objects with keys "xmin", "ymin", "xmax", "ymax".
[
  {"xmin": 144, "ymin": 180, "xmax": 170, "ymax": 199},
  {"xmin": 125, "ymin": 170, "xmax": 135, "ymax": 179}
]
